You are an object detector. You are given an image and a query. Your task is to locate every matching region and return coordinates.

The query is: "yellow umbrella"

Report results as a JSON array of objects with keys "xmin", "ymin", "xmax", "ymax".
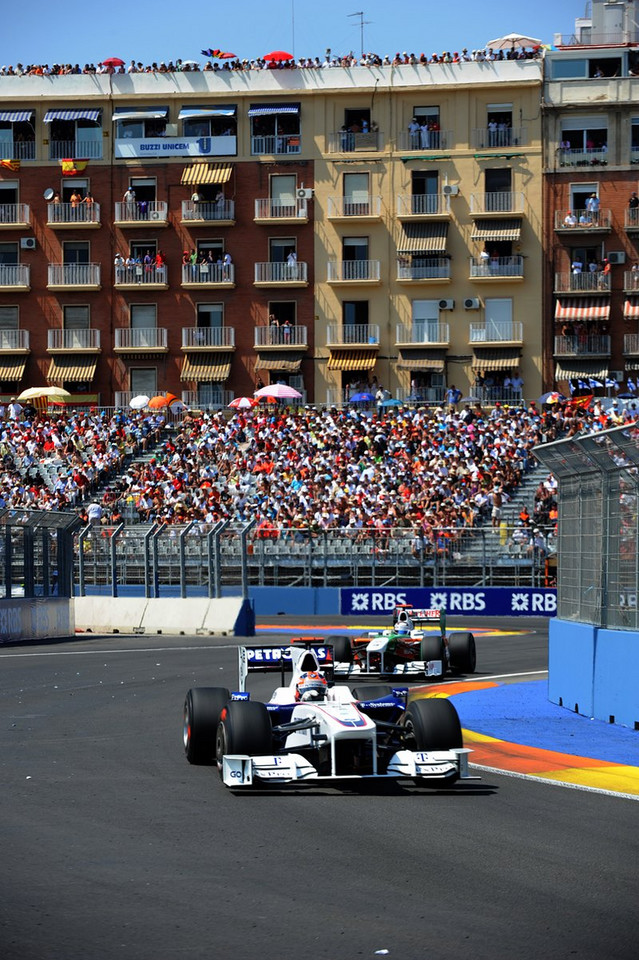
[{"xmin": 17, "ymin": 386, "xmax": 72, "ymax": 401}]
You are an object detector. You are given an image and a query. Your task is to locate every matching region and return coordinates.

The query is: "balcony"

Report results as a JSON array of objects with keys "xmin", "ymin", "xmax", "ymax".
[
  {"xmin": 556, "ymin": 147, "xmax": 608, "ymax": 168},
  {"xmin": 182, "ymin": 328, "xmax": 236, "ymax": 351},
  {"xmin": 0, "ymin": 203, "xmax": 30, "ymax": 229},
  {"xmin": 470, "ymin": 192, "xmax": 525, "ymax": 215},
  {"xmin": 624, "ymin": 271, "xmax": 639, "ymax": 293},
  {"xmin": 181, "ymin": 200, "xmax": 235, "ymax": 225},
  {"xmin": 469, "ymin": 256, "xmax": 524, "ymax": 280},
  {"xmin": 325, "ymin": 131, "xmax": 384, "ymax": 153},
  {"xmin": 623, "ymin": 334, "xmax": 639, "ymax": 356},
  {"xmin": 254, "ymin": 326, "xmax": 308, "ymax": 349},
  {"xmin": 395, "ymin": 322, "xmax": 450, "ymax": 346},
  {"xmin": 396, "ymin": 259, "xmax": 451, "ymax": 282},
  {"xmin": 554, "ymin": 209, "xmax": 611, "ymax": 232},
  {"xmin": 47, "ymin": 329, "xmax": 101, "ymax": 352},
  {"xmin": 327, "ymin": 196, "xmax": 382, "ymax": 220},
  {"xmin": 47, "ymin": 202, "xmax": 101, "ymax": 229},
  {"xmin": 179, "ymin": 388, "xmax": 234, "ymax": 411},
  {"xmin": 554, "ymin": 273, "xmax": 610, "ymax": 293},
  {"xmin": 254, "ymin": 198, "xmax": 309, "ymax": 222},
  {"xmin": 397, "ymin": 130, "xmax": 454, "ymax": 152},
  {"xmin": 251, "ymin": 134, "xmax": 300, "ymax": 156},
  {"xmin": 47, "ymin": 264, "xmax": 101, "ymax": 290},
  {"xmin": 0, "ymin": 329, "xmax": 29, "ymax": 352},
  {"xmin": 625, "ymin": 209, "xmax": 639, "ymax": 232},
  {"xmin": 553, "ymin": 335, "xmax": 611, "ymax": 357},
  {"xmin": 114, "ymin": 265, "xmax": 168, "ymax": 290},
  {"xmin": 396, "ymin": 195, "xmax": 448, "ymax": 218},
  {"xmin": 254, "ymin": 262, "xmax": 308, "ymax": 286},
  {"xmin": 114, "ymin": 328, "xmax": 168, "ymax": 354},
  {"xmin": 48, "ymin": 140, "xmax": 103, "ymax": 161},
  {"xmin": 326, "ymin": 324, "xmax": 380, "ymax": 347},
  {"xmin": 327, "ymin": 260, "xmax": 381, "ymax": 283},
  {"xmin": 471, "ymin": 127, "xmax": 528, "ymax": 149},
  {"xmin": 469, "ymin": 321, "xmax": 524, "ymax": 345},
  {"xmin": 0, "ymin": 265, "xmax": 30, "ymax": 291},
  {"xmin": 0, "ymin": 141, "xmax": 35, "ymax": 161},
  {"xmin": 113, "ymin": 201, "xmax": 168, "ymax": 226},
  {"xmin": 181, "ymin": 263, "xmax": 235, "ymax": 288}
]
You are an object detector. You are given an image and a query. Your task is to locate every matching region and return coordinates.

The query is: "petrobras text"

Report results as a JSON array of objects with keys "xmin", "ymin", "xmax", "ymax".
[{"xmin": 341, "ymin": 587, "xmax": 557, "ymax": 617}]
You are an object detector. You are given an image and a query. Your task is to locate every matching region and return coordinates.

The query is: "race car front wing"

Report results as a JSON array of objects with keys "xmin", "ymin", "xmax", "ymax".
[{"xmin": 333, "ymin": 660, "xmax": 444, "ymax": 679}]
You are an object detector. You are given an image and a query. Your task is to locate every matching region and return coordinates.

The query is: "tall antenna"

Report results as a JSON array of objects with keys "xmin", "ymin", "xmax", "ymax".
[
  {"xmin": 291, "ymin": 0, "xmax": 295, "ymax": 57},
  {"xmin": 348, "ymin": 10, "xmax": 372, "ymax": 58}
]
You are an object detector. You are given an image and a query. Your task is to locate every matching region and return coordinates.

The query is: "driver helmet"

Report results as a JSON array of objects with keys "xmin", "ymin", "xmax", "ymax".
[
  {"xmin": 395, "ymin": 623, "xmax": 410, "ymax": 636},
  {"xmin": 295, "ymin": 670, "xmax": 328, "ymax": 702}
]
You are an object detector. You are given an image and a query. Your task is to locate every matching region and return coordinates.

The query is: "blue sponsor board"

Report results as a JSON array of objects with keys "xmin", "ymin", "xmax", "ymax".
[{"xmin": 341, "ymin": 587, "xmax": 557, "ymax": 617}]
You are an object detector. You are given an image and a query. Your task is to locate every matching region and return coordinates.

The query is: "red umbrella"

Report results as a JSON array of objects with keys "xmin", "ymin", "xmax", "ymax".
[
  {"xmin": 219, "ymin": 52, "xmax": 237, "ymax": 59},
  {"xmin": 228, "ymin": 396, "xmax": 258, "ymax": 410},
  {"xmin": 101, "ymin": 57, "xmax": 125, "ymax": 67},
  {"xmin": 263, "ymin": 50, "xmax": 294, "ymax": 61}
]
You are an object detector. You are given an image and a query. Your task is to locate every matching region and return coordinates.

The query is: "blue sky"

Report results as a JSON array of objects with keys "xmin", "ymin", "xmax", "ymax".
[{"xmin": 1, "ymin": 0, "xmax": 579, "ymax": 67}]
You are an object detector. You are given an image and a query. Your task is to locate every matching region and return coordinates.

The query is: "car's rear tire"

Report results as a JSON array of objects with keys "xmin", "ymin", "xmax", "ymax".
[
  {"xmin": 327, "ymin": 634, "xmax": 353, "ymax": 664},
  {"xmin": 403, "ymin": 698, "xmax": 463, "ymax": 751},
  {"xmin": 351, "ymin": 684, "xmax": 395, "ymax": 700},
  {"xmin": 419, "ymin": 635, "xmax": 446, "ymax": 666},
  {"xmin": 448, "ymin": 632, "xmax": 476, "ymax": 674},
  {"xmin": 183, "ymin": 687, "xmax": 230, "ymax": 765},
  {"xmin": 216, "ymin": 700, "xmax": 273, "ymax": 775}
]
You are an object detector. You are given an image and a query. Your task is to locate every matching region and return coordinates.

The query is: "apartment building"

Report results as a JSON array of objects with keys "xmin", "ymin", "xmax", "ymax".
[{"xmin": 0, "ymin": 60, "xmax": 542, "ymax": 407}]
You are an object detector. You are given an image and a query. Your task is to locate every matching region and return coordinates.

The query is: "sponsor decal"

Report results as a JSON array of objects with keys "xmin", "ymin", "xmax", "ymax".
[{"xmin": 341, "ymin": 588, "xmax": 557, "ymax": 617}]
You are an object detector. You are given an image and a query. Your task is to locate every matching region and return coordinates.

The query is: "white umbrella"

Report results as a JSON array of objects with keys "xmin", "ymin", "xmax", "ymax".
[
  {"xmin": 254, "ymin": 383, "xmax": 302, "ymax": 400},
  {"xmin": 129, "ymin": 395, "xmax": 150, "ymax": 410},
  {"xmin": 486, "ymin": 33, "xmax": 542, "ymax": 50},
  {"xmin": 17, "ymin": 386, "xmax": 72, "ymax": 401}
]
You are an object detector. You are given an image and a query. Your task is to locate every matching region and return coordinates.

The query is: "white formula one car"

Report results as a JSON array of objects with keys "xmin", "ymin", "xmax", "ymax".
[{"xmin": 183, "ymin": 642, "xmax": 476, "ymax": 789}]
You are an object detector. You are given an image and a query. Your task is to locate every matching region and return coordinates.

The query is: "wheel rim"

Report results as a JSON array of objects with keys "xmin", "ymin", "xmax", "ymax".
[
  {"xmin": 183, "ymin": 701, "xmax": 191, "ymax": 751},
  {"xmin": 215, "ymin": 723, "xmax": 227, "ymax": 773}
]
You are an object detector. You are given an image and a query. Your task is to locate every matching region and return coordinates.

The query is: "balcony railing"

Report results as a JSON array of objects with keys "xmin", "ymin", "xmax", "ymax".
[
  {"xmin": 326, "ymin": 324, "xmax": 380, "ymax": 346},
  {"xmin": 254, "ymin": 326, "xmax": 308, "ymax": 348},
  {"xmin": 554, "ymin": 208, "xmax": 611, "ymax": 230},
  {"xmin": 554, "ymin": 272, "xmax": 610, "ymax": 293},
  {"xmin": 0, "ymin": 141, "xmax": 35, "ymax": 161},
  {"xmin": 47, "ymin": 329, "xmax": 100, "ymax": 350},
  {"xmin": 114, "ymin": 328, "xmax": 168, "ymax": 351},
  {"xmin": 327, "ymin": 196, "xmax": 382, "ymax": 218},
  {"xmin": 114, "ymin": 201, "xmax": 168, "ymax": 222},
  {"xmin": 181, "ymin": 264, "xmax": 234, "ymax": 284},
  {"xmin": 0, "ymin": 203, "xmax": 30, "ymax": 225},
  {"xmin": 251, "ymin": 134, "xmax": 301, "ymax": 155},
  {"xmin": 471, "ymin": 127, "xmax": 528, "ymax": 149},
  {"xmin": 254, "ymin": 262, "xmax": 308, "ymax": 283},
  {"xmin": 114, "ymin": 265, "xmax": 168, "ymax": 286},
  {"xmin": 0, "ymin": 265, "xmax": 30, "ymax": 287},
  {"xmin": 625, "ymin": 209, "xmax": 639, "ymax": 230},
  {"xmin": 47, "ymin": 202, "xmax": 100, "ymax": 225},
  {"xmin": 0, "ymin": 329, "xmax": 29, "ymax": 351},
  {"xmin": 48, "ymin": 139, "xmax": 103, "ymax": 160},
  {"xmin": 553, "ymin": 335, "xmax": 611, "ymax": 356},
  {"xmin": 328, "ymin": 260, "xmax": 380, "ymax": 282},
  {"xmin": 180, "ymin": 388, "xmax": 234, "ymax": 411},
  {"xmin": 396, "ymin": 194, "xmax": 444, "ymax": 217},
  {"xmin": 397, "ymin": 259, "xmax": 450, "ymax": 281},
  {"xmin": 254, "ymin": 198, "xmax": 308, "ymax": 219},
  {"xmin": 395, "ymin": 322, "xmax": 450, "ymax": 345},
  {"xmin": 469, "ymin": 256, "xmax": 524, "ymax": 278},
  {"xmin": 181, "ymin": 199, "xmax": 235, "ymax": 222},
  {"xmin": 624, "ymin": 271, "xmax": 639, "ymax": 291},
  {"xmin": 47, "ymin": 264, "xmax": 101, "ymax": 287},
  {"xmin": 623, "ymin": 334, "xmax": 639, "ymax": 355},
  {"xmin": 397, "ymin": 130, "xmax": 454, "ymax": 151},
  {"xmin": 182, "ymin": 327, "xmax": 236, "ymax": 349},
  {"xmin": 469, "ymin": 192, "xmax": 525, "ymax": 214},
  {"xmin": 469, "ymin": 321, "xmax": 523, "ymax": 343},
  {"xmin": 557, "ymin": 147, "xmax": 608, "ymax": 167},
  {"xmin": 326, "ymin": 131, "xmax": 384, "ymax": 153}
]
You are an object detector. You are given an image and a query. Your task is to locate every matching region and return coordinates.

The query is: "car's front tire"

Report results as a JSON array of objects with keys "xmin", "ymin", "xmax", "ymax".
[
  {"xmin": 403, "ymin": 698, "xmax": 463, "ymax": 751},
  {"xmin": 327, "ymin": 634, "xmax": 353, "ymax": 664},
  {"xmin": 216, "ymin": 700, "xmax": 273, "ymax": 776},
  {"xmin": 183, "ymin": 687, "xmax": 230, "ymax": 765}
]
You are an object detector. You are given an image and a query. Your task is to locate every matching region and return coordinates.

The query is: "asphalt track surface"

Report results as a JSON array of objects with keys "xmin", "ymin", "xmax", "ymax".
[{"xmin": 1, "ymin": 618, "xmax": 638, "ymax": 960}]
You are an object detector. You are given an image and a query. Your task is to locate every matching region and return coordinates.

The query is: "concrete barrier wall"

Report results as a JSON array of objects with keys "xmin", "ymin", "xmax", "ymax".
[
  {"xmin": 0, "ymin": 598, "xmax": 74, "ymax": 643},
  {"xmin": 74, "ymin": 597, "xmax": 254, "ymax": 636}
]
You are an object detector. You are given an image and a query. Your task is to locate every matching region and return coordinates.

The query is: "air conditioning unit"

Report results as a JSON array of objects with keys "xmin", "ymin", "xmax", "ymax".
[
  {"xmin": 438, "ymin": 298, "xmax": 454, "ymax": 310},
  {"xmin": 442, "ymin": 184, "xmax": 459, "ymax": 197},
  {"xmin": 607, "ymin": 251, "xmax": 626, "ymax": 265},
  {"xmin": 20, "ymin": 237, "xmax": 36, "ymax": 250},
  {"xmin": 464, "ymin": 297, "xmax": 481, "ymax": 310},
  {"xmin": 150, "ymin": 210, "xmax": 162, "ymax": 220},
  {"xmin": 296, "ymin": 188, "xmax": 314, "ymax": 200},
  {"xmin": 610, "ymin": 370, "xmax": 624, "ymax": 382}
]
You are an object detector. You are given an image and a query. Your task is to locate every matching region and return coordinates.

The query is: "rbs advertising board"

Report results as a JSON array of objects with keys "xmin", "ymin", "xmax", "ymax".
[{"xmin": 341, "ymin": 587, "xmax": 557, "ymax": 617}]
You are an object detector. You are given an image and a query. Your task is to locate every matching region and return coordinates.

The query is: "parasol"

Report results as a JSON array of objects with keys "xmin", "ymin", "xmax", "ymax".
[
  {"xmin": 254, "ymin": 383, "xmax": 302, "ymax": 400},
  {"xmin": 486, "ymin": 33, "xmax": 542, "ymax": 50},
  {"xmin": 229, "ymin": 397, "xmax": 259, "ymax": 409},
  {"xmin": 263, "ymin": 50, "xmax": 294, "ymax": 61},
  {"xmin": 17, "ymin": 386, "xmax": 72, "ymax": 401},
  {"xmin": 349, "ymin": 392, "xmax": 375, "ymax": 403},
  {"xmin": 129, "ymin": 395, "xmax": 150, "ymax": 410},
  {"xmin": 101, "ymin": 57, "xmax": 125, "ymax": 67}
]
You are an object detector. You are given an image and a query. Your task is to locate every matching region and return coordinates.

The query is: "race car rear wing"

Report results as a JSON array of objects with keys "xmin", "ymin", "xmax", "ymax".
[{"xmin": 238, "ymin": 642, "xmax": 334, "ymax": 692}]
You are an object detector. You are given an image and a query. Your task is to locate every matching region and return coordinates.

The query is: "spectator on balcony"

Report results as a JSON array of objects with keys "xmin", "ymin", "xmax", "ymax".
[
  {"xmin": 154, "ymin": 250, "xmax": 166, "ymax": 281},
  {"xmin": 190, "ymin": 189, "xmax": 202, "ymax": 208},
  {"xmin": 563, "ymin": 210, "xmax": 577, "ymax": 226},
  {"xmin": 630, "ymin": 192, "xmax": 639, "ymax": 210},
  {"xmin": 408, "ymin": 117, "xmax": 420, "ymax": 148},
  {"xmin": 69, "ymin": 189, "xmax": 82, "ymax": 221},
  {"xmin": 214, "ymin": 190, "xmax": 225, "ymax": 215},
  {"xmin": 223, "ymin": 251, "xmax": 233, "ymax": 280},
  {"xmin": 445, "ymin": 384, "xmax": 462, "ymax": 407},
  {"xmin": 571, "ymin": 254, "xmax": 583, "ymax": 274},
  {"xmin": 585, "ymin": 193, "xmax": 600, "ymax": 222},
  {"xmin": 269, "ymin": 313, "xmax": 280, "ymax": 344},
  {"xmin": 123, "ymin": 186, "xmax": 136, "ymax": 218},
  {"xmin": 510, "ymin": 371, "xmax": 524, "ymax": 400},
  {"xmin": 599, "ymin": 258, "xmax": 611, "ymax": 289},
  {"xmin": 114, "ymin": 252, "xmax": 125, "ymax": 282},
  {"xmin": 281, "ymin": 318, "xmax": 292, "ymax": 343},
  {"xmin": 286, "ymin": 249, "xmax": 298, "ymax": 278},
  {"xmin": 81, "ymin": 191, "xmax": 95, "ymax": 220}
]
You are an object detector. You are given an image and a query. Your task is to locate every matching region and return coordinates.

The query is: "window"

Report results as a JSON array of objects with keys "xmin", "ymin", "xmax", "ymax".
[
  {"xmin": 631, "ymin": 119, "xmax": 639, "ymax": 161},
  {"xmin": 268, "ymin": 301, "xmax": 296, "ymax": 325},
  {"xmin": 343, "ymin": 301, "xmax": 369, "ymax": 325},
  {"xmin": 560, "ymin": 116, "xmax": 608, "ymax": 154},
  {"xmin": 343, "ymin": 172, "xmax": 370, "ymax": 215},
  {"xmin": 196, "ymin": 304, "xmax": 223, "ymax": 328},
  {"xmin": 412, "ymin": 171, "xmax": 438, "ymax": 197},
  {"xmin": 63, "ymin": 306, "xmax": 90, "ymax": 330},
  {"xmin": 61, "ymin": 179, "xmax": 88, "ymax": 202},
  {"xmin": 570, "ymin": 246, "xmax": 601, "ymax": 271},
  {"xmin": 0, "ymin": 306, "xmax": 19, "ymax": 330},
  {"xmin": 411, "ymin": 106, "xmax": 442, "ymax": 147},
  {"xmin": 269, "ymin": 237, "xmax": 296, "ymax": 262},
  {"xmin": 129, "ymin": 240, "xmax": 157, "ymax": 260},
  {"xmin": 115, "ymin": 108, "xmax": 168, "ymax": 140},
  {"xmin": 484, "ymin": 298, "xmax": 513, "ymax": 338},
  {"xmin": 0, "ymin": 112, "xmax": 35, "ymax": 160},
  {"xmin": 130, "ymin": 368, "xmax": 157, "ymax": 396},
  {"xmin": 0, "ymin": 180, "xmax": 18, "ymax": 206},
  {"xmin": 46, "ymin": 110, "xmax": 102, "ymax": 159},
  {"xmin": 412, "ymin": 300, "xmax": 440, "ymax": 340},
  {"xmin": 569, "ymin": 181, "xmax": 598, "ymax": 214},
  {"xmin": 486, "ymin": 103, "xmax": 513, "ymax": 146},
  {"xmin": 130, "ymin": 304, "xmax": 157, "ymax": 329},
  {"xmin": 63, "ymin": 241, "xmax": 89, "ymax": 264},
  {"xmin": 485, "ymin": 168, "xmax": 512, "ymax": 193},
  {"xmin": 270, "ymin": 175, "xmax": 296, "ymax": 203},
  {"xmin": 180, "ymin": 105, "xmax": 236, "ymax": 139},
  {"xmin": 130, "ymin": 178, "xmax": 157, "ymax": 202},
  {"xmin": 0, "ymin": 242, "xmax": 18, "ymax": 265},
  {"xmin": 196, "ymin": 239, "xmax": 224, "ymax": 260},
  {"xmin": 551, "ymin": 58, "xmax": 588, "ymax": 79},
  {"xmin": 344, "ymin": 108, "xmax": 371, "ymax": 131},
  {"xmin": 342, "ymin": 237, "xmax": 369, "ymax": 261},
  {"xmin": 249, "ymin": 103, "xmax": 300, "ymax": 155}
]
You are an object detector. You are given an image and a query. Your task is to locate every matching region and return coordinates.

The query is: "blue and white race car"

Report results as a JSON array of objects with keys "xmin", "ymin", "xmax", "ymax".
[{"xmin": 183, "ymin": 642, "xmax": 476, "ymax": 789}]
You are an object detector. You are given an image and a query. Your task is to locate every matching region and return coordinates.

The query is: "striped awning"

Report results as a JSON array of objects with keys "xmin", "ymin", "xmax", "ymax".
[
  {"xmin": 180, "ymin": 162, "xmax": 233, "ymax": 185},
  {"xmin": 624, "ymin": 297, "xmax": 639, "ymax": 319},
  {"xmin": 181, "ymin": 354, "xmax": 232, "ymax": 382},
  {"xmin": 396, "ymin": 349, "xmax": 446, "ymax": 372},
  {"xmin": 327, "ymin": 350, "xmax": 378, "ymax": 372},
  {"xmin": 554, "ymin": 361, "xmax": 609, "ymax": 380},
  {"xmin": 255, "ymin": 352, "xmax": 304, "ymax": 373},
  {"xmin": 44, "ymin": 109, "xmax": 101, "ymax": 123},
  {"xmin": 0, "ymin": 110, "xmax": 33, "ymax": 124},
  {"xmin": 112, "ymin": 107, "xmax": 168, "ymax": 122},
  {"xmin": 247, "ymin": 103, "xmax": 299, "ymax": 117},
  {"xmin": 0, "ymin": 355, "xmax": 27, "ymax": 382},
  {"xmin": 397, "ymin": 222, "xmax": 448, "ymax": 254},
  {"xmin": 471, "ymin": 219, "xmax": 522, "ymax": 242},
  {"xmin": 555, "ymin": 298, "xmax": 610, "ymax": 321},
  {"xmin": 178, "ymin": 106, "xmax": 236, "ymax": 119},
  {"xmin": 47, "ymin": 355, "xmax": 97, "ymax": 383},
  {"xmin": 471, "ymin": 348, "xmax": 521, "ymax": 371},
  {"xmin": 625, "ymin": 361, "xmax": 639, "ymax": 371}
]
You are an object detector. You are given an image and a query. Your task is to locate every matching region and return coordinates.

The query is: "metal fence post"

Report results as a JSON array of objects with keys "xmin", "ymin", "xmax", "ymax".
[
  {"xmin": 151, "ymin": 522, "xmax": 166, "ymax": 598},
  {"xmin": 143, "ymin": 523, "xmax": 158, "ymax": 599},
  {"xmin": 240, "ymin": 519, "xmax": 258, "ymax": 600},
  {"xmin": 179, "ymin": 521, "xmax": 196, "ymax": 599},
  {"xmin": 76, "ymin": 523, "xmax": 91, "ymax": 597},
  {"xmin": 208, "ymin": 519, "xmax": 230, "ymax": 599},
  {"xmin": 110, "ymin": 523, "xmax": 125, "ymax": 598}
]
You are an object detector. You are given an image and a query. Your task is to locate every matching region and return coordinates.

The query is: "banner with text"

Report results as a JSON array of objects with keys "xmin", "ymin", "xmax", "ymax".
[{"xmin": 340, "ymin": 587, "xmax": 557, "ymax": 617}]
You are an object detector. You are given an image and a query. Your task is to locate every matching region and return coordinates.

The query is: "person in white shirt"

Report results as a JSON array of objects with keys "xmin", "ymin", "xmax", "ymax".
[{"xmin": 8, "ymin": 398, "xmax": 22, "ymax": 420}]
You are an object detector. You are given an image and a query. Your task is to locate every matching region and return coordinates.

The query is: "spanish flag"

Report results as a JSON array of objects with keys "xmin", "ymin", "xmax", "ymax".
[
  {"xmin": 60, "ymin": 158, "xmax": 89, "ymax": 176},
  {"xmin": 1, "ymin": 159, "xmax": 20, "ymax": 172}
]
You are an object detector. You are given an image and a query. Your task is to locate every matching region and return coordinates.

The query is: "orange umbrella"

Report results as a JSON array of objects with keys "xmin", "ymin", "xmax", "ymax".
[{"xmin": 148, "ymin": 393, "xmax": 178, "ymax": 409}]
